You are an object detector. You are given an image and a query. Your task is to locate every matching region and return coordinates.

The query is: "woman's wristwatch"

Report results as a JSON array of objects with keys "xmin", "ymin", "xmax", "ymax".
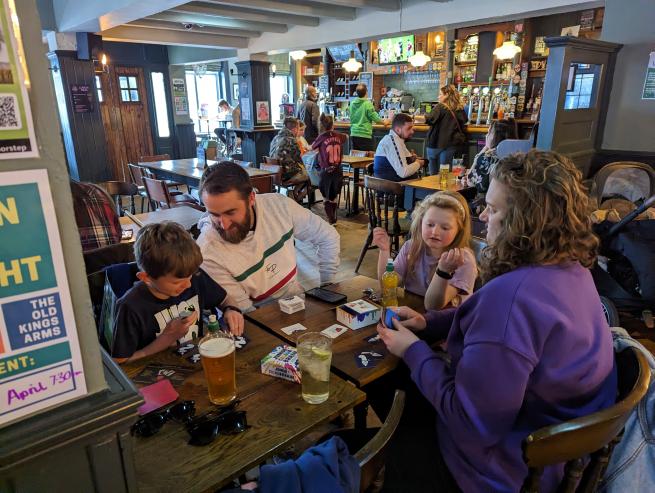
[
  {"xmin": 223, "ymin": 305, "xmax": 242, "ymax": 314},
  {"xmin": 436, "ymin": 268, "xmax": 454, "ymax": 280}
]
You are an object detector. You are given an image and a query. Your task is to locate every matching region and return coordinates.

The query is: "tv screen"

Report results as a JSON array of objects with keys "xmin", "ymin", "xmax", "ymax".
[
  {"xmin": 377, "ymin": 35, "xmax": 415, "ymax": 64},
  {"xmin": 328, "ymin": 44, "xmax": 364, "ymax": 63}
]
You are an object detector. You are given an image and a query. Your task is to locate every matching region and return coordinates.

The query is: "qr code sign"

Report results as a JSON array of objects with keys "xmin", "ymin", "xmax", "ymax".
[{"xmin": 0, "ymin": 94, "xmax": 22, "ymax": 130}]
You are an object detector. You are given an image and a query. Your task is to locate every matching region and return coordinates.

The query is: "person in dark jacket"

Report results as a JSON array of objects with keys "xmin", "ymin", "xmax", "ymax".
[
  {"xmin": 425, "ymin": 85, "xmax": 468, "ymax": 175},
  {"xmin": 312, "ymin": 114, "xmax": 347, "ymax": 224},
  {"xmin": 296, "ymin": 85, "xmax": 320, "ymax": 144}
]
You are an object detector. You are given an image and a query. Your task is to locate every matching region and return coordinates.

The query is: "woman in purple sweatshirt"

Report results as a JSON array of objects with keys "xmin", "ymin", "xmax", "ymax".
[{"xmin": 378, "ymin": 149, "xmax": 617, "ymax": 492}]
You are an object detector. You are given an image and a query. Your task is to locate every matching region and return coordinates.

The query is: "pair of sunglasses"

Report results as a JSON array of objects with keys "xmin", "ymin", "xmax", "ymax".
[
  {"xmin": 186, "ymin": 403, "xmax": 250, "ymax": 446},
  {"xmin": 132, "ymin": 400, "xmax": 196, "ymax": 437}
]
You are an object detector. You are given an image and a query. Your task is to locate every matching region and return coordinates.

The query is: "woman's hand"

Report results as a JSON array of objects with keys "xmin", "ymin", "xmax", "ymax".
[
  {"xmin": 389, "ymin": 306, "xmax": 427, "ymax": 331},
  {"xmin": 372, "ymin": 227, "xmax": 391, "ymax": 252},
  {"xmin": 224, "ymin": 309, "xmax": 245, "ymax": 336},
  {"xmin": 438, "ymin": 248, "xmax": 465, "ymax": 274},
  {"xmin": 377, "ymin": 319, "xmax": 420, "ymax": 358}
]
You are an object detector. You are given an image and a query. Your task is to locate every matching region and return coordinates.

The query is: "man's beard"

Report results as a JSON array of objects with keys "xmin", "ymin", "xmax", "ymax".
[{"xmin": 215, "ymin": 205, "xmax": 252, "ymax": 244}]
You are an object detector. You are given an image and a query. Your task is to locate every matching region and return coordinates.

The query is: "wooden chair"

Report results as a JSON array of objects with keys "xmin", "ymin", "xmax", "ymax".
[
  {"xmin": 263, "ymin": 156, "xmax": 311, "ymax": 205},
  {"xmin": 142, "ymin": 176, "xmax": 204, "ymax": 211},
  {"xmin": 96, "ymin": 181, "xmax": 139, "ymax": 216},
  {"xmin": 127, "ymin": 163, "xmax": 151, "ymax": 212},
  {"xmin": 355, "ymin": 176, "xmax": 409, "ymax": 273},
  {"xmin": 260, "ymin": 163, "xmax": 283, "ymax": 192},
  {"xmin": 83, "ymin": 241, "xmax": 135, "ymax": 276},
  {"xmin": 521, "ymin": 346, "xmax": 650, "ymax": 493},
  {"xmin": 342, "ymin": 149, "xmax": 371, "ymax": 212}
]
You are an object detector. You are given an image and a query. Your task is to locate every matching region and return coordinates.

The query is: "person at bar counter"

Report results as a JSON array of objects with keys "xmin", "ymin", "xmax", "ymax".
[
  {"xmin": 349, "ymin": 83, "xmax": 384, "ymax": 152},
  {"xmin": 377, "ymin": 150, "xmax": 617, "ymax": 492},
  {"xmin": 373, "ymin": 113, "xmax": 424, "ymax": 182},
  {"xmin": 111, "ymin": 222, "xmax": 244, "ymax": 364},
  {"xmin": 296, "ymin": 85, "xmax": 320, "ymax": 144},
  {"xmin": 312, "ymin": 114, "xmax": 347, "ymax": 224},
  {"xmin": 197, "ymin": 161, "xmax": 340, "ymax": 312},
  {"xmin": 425, "ymin": 85, "xmax": 468, "ymax": 175}
]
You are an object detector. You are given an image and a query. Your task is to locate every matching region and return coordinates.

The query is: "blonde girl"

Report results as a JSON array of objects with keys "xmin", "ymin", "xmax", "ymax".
[{"xmin": 372, "ymin": 191, "xmax": 477, "ymax": 309}]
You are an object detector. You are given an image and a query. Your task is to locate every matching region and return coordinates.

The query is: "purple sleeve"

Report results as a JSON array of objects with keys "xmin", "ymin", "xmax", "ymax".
[
  {"xmin": 403, "ymin": 339, "xmax": 534, "ymax": 448},
  {"xmin": 423, "ymin": 308, "xmax": 456, "ymax": 341}
]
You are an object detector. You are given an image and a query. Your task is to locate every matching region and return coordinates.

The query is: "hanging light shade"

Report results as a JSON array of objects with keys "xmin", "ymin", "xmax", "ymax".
[
  {"xmin": 493, "ymin": 40, "xmax": 521, "ymax": 60},
  {"xmin": 408, "ymin": 42, "xmax": 431, "ymax": 68},
  {"xmin": 289, "ymin": 50, "xmax": 307, "ymax": 61},
  {"xmin": 343, "ymin": 50, "xmax": 362, "ymax": 73}
]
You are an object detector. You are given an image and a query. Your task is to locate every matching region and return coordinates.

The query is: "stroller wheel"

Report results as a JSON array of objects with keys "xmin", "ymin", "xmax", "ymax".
[{"xmin": 600, "ymin": 296, "xmax": 620, "ymax": 327}]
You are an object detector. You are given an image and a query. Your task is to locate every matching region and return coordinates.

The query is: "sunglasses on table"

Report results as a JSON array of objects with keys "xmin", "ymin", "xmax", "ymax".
[
  {"xmin": 185, "ymin": 400, "xmax": 250, "ymax": 446},
  {"xmin": 132, "ymin": 400, "xmax": 197, "ymax": 437}
]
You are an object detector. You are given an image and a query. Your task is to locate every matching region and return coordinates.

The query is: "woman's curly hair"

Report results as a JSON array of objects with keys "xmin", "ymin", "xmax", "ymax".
[{"xmin": 480, "ymin": 149, "xmax": 598, "ymax": 283}]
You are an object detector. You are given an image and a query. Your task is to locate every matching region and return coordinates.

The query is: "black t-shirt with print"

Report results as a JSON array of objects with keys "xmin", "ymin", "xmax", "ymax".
[{"xmin": 111, "ymin": 269, "xmax": 227, "ymax": 358}]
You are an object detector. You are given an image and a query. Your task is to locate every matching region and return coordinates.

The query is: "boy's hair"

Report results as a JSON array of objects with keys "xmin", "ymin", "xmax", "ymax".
[
  {"xmin": 406, "ymin": 191, "xmax": 472, "ymax": 279},
  {"xmin": 391, "ymin": 112, "xmax": 413, "ymax": 129},
  {"xmin": 134, "ymin": 222, "xmax": 202, "ymax": 279},
  {"xmin": 319, "ymin": 113, "xmax": 334, "ymax": 133},
  {"xmin": 200, "ymin": 161, "xmax": 253, "ymax": 200}
]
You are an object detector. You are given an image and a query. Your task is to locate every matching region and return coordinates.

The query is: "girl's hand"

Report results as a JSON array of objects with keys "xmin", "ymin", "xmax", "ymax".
[
  {"xmin": 372, "ymin": 227, "xmax": 391, "ymax": 252},
  {"xmin": 390, "ymin": 306, "xmax": 427, "ymax": 331},
  {"xmin": 438, "ymin": 248, "xmax": 465, "ymax": 274},
  {"xmin": 377, "ymin": 319, "xmax": 420, "ymax": 358},
  {"xmin": 224, "ymin": 309, "xmax": 245, "ymax": 336}
]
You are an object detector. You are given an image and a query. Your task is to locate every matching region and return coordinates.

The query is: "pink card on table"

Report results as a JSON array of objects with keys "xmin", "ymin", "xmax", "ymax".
[{"xmin": 137, "ymin": 378, "xmax": 179, "ymax": 415}]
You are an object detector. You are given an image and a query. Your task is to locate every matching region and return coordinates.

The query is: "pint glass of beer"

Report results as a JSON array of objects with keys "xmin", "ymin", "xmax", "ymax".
[{"xmin": 199, "ymin": 330, "xmax": 236, "ymax": 405}]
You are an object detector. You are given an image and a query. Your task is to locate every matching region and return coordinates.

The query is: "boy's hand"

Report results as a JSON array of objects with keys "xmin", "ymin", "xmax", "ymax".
[
  {"xmin": 163, "ymin": 313, "xmax": 197, "ymax": 342},
  {"xmin": 372, "ymin": 227, "xmax": 391, "ymax": 252},
  {"xmin": 224, "ymin": 309, "xmax": 245, "ymax": 336}
]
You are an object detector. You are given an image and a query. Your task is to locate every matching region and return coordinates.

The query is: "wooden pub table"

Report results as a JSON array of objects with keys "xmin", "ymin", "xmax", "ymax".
[
  {"xmin": 119, "ymin": 205, "xmax": 205, "ymax": 234},
  {"xmin": 139, "ymin": 158, "xmax": 277, "ymax": 193},
  {"xmin": 402, "ymin": 174, "xmax": 476, "ymax": 207},
  {"xmin": 341, "ymin": 155, "xmax": 374, "ymax": 216},
  {"xmin": 123, "ymin": 322, "xmax": 365, "ymax": 493}
]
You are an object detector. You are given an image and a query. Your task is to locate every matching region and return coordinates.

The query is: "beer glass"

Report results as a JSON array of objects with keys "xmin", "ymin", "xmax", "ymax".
[
  {"xmin": 297, "ymin": 333, "xmax": 332, "ymax": 404},
  {"xmin": 439, "ymin": 163, "xmax": 451, "ymax": 187},
  {"xmin": 199, "ymin": 331, "xmax": 236, "ymax": 405}
]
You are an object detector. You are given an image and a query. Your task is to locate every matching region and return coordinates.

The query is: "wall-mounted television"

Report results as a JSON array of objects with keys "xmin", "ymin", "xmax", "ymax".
[
  {"xmin": 377, "ymin": 35, "xmax": 415, "ymax": 64},
  {"xmin": 328, "ymin": 44, "xmax": 364, "ymax": 63}
]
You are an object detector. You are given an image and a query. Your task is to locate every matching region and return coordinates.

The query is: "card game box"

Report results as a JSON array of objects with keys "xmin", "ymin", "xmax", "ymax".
[
  {"xmin": 336, "ymin": 299, "xmax": 382, "ymax": 330},
  {"xmin": 261, "ymin": 345, "xmax": 301, "ymax": 383}
]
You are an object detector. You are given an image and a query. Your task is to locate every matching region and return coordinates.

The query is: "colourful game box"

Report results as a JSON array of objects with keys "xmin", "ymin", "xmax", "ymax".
[{"xmin": 261, "ymin": 345, "xmax": 301, "ymax": 383}]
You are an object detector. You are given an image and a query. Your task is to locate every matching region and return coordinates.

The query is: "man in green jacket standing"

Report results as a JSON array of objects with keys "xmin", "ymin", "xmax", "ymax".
[{"xmin": 349, "ymin": 84, "xmax": 387, "ymax": 152}]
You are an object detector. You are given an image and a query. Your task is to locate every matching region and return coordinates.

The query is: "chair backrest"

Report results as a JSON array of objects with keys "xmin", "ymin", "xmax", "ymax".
[
  {"xmin": 364, "ymin": 175, "xmax": 405, "ymax": 255},
  {"xmin": 260, "ymin": 163, "xmax": 283, "ymax": 186},
  {"xmin": 143, "ymin": 176, "xmax": 173, "ymax": 209},
  {"xmin": 96, "ymin": 181, "xmax": 139, "ymax": 216},
  {"xmin": 355, "ymin": 389, "xmax": 406, "ymax": 492},
  {"xmin": 83, "ymin": 241, "xmax": 135, "ymax": 276},
  {"xmin": 521, "ymin": 346, "xmax": 650, "ymax": 493},
  {"xmin": 496, "ymin": 139, "xmax": 533, "ymax": 159},
  {"xmin": 139, "ymin": 153, "xmax": 170, "ymax": 163},
  {"xmin": 128, "ymin": 163, "xmax": 147, "ymax": 187}
]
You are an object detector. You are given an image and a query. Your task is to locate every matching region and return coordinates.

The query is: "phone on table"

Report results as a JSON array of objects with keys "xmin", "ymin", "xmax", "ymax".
[{"xmin": 305, "ymin": 287, "xmax": 347, "ymax": 304}]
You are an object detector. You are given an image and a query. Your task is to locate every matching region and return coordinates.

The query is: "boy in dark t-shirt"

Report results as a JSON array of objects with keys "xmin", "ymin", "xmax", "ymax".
[{"xmin": 111, "ymin": 222, "xmax": 244, "ymax": 363}]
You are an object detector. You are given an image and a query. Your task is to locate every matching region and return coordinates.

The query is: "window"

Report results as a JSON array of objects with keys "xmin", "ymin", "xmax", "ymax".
[
  {"xmin": 270, "ymin": 75, "xmax": 292, "ymax": 122},
  {"xmin": 119, "ymin": 75, "xmax": 140, "ymax": 102},
  {"xmin": 564, "ymin": 63, "xmax": 602, "ymax": 110},
  {"xmin": 185, "ymin": 70, "xmax": 227, "ymax": 134},
  {"xmin": 95, "ymin": 75, "xmax": 103, "ymax": 103},
  {"xmin": 151, "ymin": 72, "xmax": 170, "ymax": 138}
]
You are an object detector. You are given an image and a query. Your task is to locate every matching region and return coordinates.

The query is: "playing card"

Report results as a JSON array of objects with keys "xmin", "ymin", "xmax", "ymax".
[
  {"xmin": 354, "ymin": 351, "xmax": 385, "ymax": 368},
  {"xmin": 363, "ymin": 334, "xmax": 382, "ymax": 344},
  {"xmin": 234, "ymin": 334, "xmax": 249, "ymax": 350},
  {"xmin": 172, "ymin": 342, "xmax": 196, "ymax": 356},
  {"xmin": 186, "ymin": 353, "xmax": 202, "ymax": 365},
  {"xmin": 133, "ymin": 364, "xmax": 196, "ymax": 386},
  {"xmin": 320, "ymin": 324, "xmax": 348, "ymax": 339},
  {"xmin": 281, "ymin": 323, "xmax": 308, "ymax": 335}
]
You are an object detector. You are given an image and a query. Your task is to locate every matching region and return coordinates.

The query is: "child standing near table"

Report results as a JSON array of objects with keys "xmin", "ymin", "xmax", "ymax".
[
  {"xmin": 372, "ymin": 191, "xmax": 477, "ymax": 309},
  {"xmin": 111, "ymin": 222, "xmax": 244, "ymax": 363}
]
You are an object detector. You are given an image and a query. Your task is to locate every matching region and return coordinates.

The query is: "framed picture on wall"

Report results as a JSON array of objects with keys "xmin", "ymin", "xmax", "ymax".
[
  {"xmin": 233, "ymin": 83, "xmax": 239, "ymax": 101},
  {"xmin": 256, "ymin": 101, "xmax": 270, "ymax": 123}
]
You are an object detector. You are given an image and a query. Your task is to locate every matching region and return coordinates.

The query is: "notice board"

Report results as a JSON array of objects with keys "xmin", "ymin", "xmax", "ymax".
[{"xmin": 0, "ymin": 170, "xmax": 87, "ymax": 426}]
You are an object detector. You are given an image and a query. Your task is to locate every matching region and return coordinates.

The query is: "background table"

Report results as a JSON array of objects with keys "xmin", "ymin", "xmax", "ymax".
[
  {"xmin": 401, "ymin": 175, "xmax": 476, "ymax": 207},
  {"xmin": 342, "ymin": 155, "xmax": 374, "ymax": 215},
  {"xmin": 120, "ymin": 205, "xmax": 204, "ymax": 232},
  {"xmin": 123, "ymin": 323, "xmax": 365, "ymax": 492}
]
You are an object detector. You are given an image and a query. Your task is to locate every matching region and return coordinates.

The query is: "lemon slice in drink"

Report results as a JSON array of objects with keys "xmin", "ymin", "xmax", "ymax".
[{"xmin": 311, "ymin": 347, "xmax": 331, "ymax": 360}]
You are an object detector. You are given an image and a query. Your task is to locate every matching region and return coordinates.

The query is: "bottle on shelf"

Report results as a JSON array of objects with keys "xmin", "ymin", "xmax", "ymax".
[{"xmin": 381, "ymin": 259, "xmax": 400, "ymax": 307}]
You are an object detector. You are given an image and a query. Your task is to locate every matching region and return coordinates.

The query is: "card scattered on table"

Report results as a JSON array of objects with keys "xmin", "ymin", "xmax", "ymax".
[
  {"xmin": 321, "ymin": 324, "xmax": 348, "ymax": 339},
  {"xmin": 355, "ymin": 351, "xmax": 385, "ymax": 368},
  {"xmin": 133, "ymin": 363, "xmax": 197, "ymax": 386},
  {"xmin": 363, "ymin": 333, "xmax": 382, "ymax": 344},
  {"xmin": 137, "ymin": 378, "xmax": 179, "ymax": 415},
  {"xmin": 234, "ymin": 334, "xmax": 249, "ymax": 350},
  {"xmin": 281, "ymin": 323, "xmax": 308, "ymax": 335}
]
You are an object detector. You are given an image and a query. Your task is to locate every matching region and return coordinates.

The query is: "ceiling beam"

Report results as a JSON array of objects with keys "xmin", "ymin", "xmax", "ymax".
[
  {"xmin": 175, "ymin": 2, "xmax": 319, "ymax": 26},
  {"xmin": 100, "ymin": 25, "xmax": 249, "ymax": 48},
  {"xmin": 198, "ymin": 0, "xmax": 356, "ymax": 20},
  {"xmin": 126, "ymin": 19, "xmax": 261, "ymax": 38},
  {"xmin": 304, "ymin": 0, "xmax": 400, "ymax": 11},
  {"xmin": 150, "ymin": 11, "xmax": 288, "ymax": 33}
]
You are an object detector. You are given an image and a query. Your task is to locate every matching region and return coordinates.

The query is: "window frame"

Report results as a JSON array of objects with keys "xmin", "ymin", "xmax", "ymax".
[{"xmin": 118, "ymin": 75, "xmax": 141, "ymax": 103}]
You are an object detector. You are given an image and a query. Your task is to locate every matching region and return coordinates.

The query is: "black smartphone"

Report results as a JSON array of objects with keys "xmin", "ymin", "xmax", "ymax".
[{"xmin": 305, "ymin": 287, "xmax": 347, "ymax": 304}]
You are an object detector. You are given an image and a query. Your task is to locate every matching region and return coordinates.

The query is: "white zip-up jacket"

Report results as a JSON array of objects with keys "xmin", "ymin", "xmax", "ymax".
[{"xmin": 197, "ymin": 193, "xmax": 340, "ymax": 312}]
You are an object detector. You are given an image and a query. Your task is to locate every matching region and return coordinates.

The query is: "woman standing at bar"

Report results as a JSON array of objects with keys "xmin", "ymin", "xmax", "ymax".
[{"xmin": 425, "ymin": 85, "xmax": 468, "ymax": 175}]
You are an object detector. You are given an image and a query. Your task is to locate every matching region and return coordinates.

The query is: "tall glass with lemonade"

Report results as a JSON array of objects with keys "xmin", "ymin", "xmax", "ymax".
[{"xmin": 297, "ymin": 332, "xmax": 332, "ymax": 404}]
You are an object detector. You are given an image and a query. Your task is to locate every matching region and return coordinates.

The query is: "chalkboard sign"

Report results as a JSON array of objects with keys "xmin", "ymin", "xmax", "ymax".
[
  {"xmin": 70, "ymin": 84, "xmax": 93, "ymax": 113},
  {"xmin": 328, "ymin": 44, "xmax": 364, "ymax": 63},
  {"xmin": 318, "ymin": 75, "xmax": 329, "ymax": 95}
]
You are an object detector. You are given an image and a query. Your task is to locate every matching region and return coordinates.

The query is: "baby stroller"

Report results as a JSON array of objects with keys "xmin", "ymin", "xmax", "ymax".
[{"xmin": 589, "ymin": 162, "xmax": 655, "ymax": 328}]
